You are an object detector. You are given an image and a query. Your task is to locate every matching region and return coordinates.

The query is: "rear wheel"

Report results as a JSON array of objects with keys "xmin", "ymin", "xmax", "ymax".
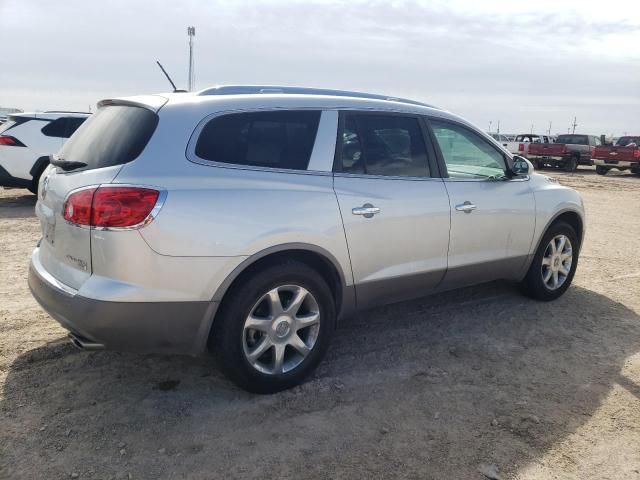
[
  {"xmin": 519, "ymin": 221, "xmax": 579, "ymax": 301},
  {"xmin": 210, "ymin": 260, "xmax": 335, "ymax": 393},
  {"xmin": 535, "ymin": 160, "xmax": 545, "ymax": 170},
  {"xmin": 28, "ymin": 162, "xmax": 49, "ymax": 195},
  {"xmin": 595, "ymin": 165, "xmax": 608, "ymax": 175},
  {"xmin": 564, "ymin": 156, "xmax": 578, "ymax": 172}
]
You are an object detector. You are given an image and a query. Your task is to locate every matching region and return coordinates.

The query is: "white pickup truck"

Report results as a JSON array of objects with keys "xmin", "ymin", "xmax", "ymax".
[{"xmin": 502, "ymin": 134, "xmax": 554, "ymax": 158}]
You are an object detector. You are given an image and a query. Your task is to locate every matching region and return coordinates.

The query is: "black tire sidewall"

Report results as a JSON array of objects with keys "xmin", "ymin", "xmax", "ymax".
[
  {"xmin": 211, "ymin": 261, "xmax": 335, "ymax": 393},
  {"xmin": 521, "ymin": 221, "xmax": 579, "ymax": 301}
]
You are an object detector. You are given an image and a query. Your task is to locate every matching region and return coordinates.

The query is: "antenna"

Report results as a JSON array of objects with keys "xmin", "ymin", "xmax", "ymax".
[
  {"xmin": 571, "ymin": 116, "xmax": 578, "ymax": 134},
  {"xmin": 156, "ymin": 60, "xmax": 178, "ymax": 92},
  {"xmin": 187, "ymin": 26, "xmax": 196, "ymax": 91}
]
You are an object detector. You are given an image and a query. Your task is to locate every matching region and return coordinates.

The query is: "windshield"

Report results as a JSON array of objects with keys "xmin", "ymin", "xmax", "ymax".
[
  {"xmin": 58, "ymin": 105, "xmax": 158, "ymax": 171},
  {"xmin": 515, "ymin": 135, "xmax": 540, "ymax": 143},
  {"xmin": 616, "ymin": 136, "xmax": 640, "ymax": 147},
  {"xmin": 557, "ymin": 134, "xmax": 587, "ymax": 145}
]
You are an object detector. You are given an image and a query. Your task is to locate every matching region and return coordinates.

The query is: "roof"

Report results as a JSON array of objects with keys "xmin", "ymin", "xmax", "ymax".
[
  {"xmin": 9, "ymin": 111, "xmax": 91, "ymax": 120},
  {"xmin": 196, "ymin": 85, "xmax": 437, "ymax": 108}
]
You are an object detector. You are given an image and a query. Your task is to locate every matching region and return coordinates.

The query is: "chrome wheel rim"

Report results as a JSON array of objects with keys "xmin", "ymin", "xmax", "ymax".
[
  {"xmin": 242, "ymin": 285, "xmax": 320, "ymax": 375},
  {"xmin": 541, "ymin": 234, "xmax": 573, "ymax": 290}
]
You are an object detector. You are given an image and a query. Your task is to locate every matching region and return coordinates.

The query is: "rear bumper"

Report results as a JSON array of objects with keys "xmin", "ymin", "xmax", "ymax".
[
  {"xmin": 594, "ymin": 159, "xmax": 638, "ymax": 168},
  {"xmin": 28, "ymin": 248, "xmax": 217, "ymax": 356},
  {"xmin": 529, "ymin": 155, "xmax": 565, "ymax": 162},
  {"xmin": 0, "ymin": 164, "xmax": 31, "ymax": 189}
]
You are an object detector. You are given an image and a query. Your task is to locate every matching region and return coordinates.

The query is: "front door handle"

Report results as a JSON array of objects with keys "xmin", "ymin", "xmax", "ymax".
[
  {"xmin": 455, "ymin": 201, "xmax": 477, "ymax": 213},
  {"xmin": 352, "ymin": 203, "xmax": 380, "ymax": 218}
]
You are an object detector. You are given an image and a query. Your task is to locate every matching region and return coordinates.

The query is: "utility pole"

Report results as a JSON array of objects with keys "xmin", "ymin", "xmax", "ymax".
[
  {"xmin": 187, "ymin": 26, "xmax": 196, "ymax": 91},
  {"xmin": 497, "ymin": 120, "xmax": 500, "ymax": 135},
  {"xmin": 530, "ymin": 124, "xmax": 534, "ymax": 134},
  {"xmin": 571, "ymin": 116, "xmax": 577, "ymax": 134},
  {"xmin": 488, "ymin": 120, "xmax": 492, "ymax": 133},
  {"xmin": 547, "ymin": 121, "xmax": 552, "ymax": 136}
]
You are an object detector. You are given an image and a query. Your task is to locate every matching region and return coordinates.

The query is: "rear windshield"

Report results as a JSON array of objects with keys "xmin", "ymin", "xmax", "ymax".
[
  {"xmin": 58, "ymin": 105, "xmax": 158, "ymax": 171},
  {"xmin": 616, "ymin": 136, "xmax": 640, "ymax": 146},
  {"xmin": 557, "ymin": 134, "xmax": 587, "ymax": 145}
]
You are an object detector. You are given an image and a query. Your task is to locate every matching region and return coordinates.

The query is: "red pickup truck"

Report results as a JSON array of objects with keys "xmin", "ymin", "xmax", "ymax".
[
  {"xmin": 528, "ymin": 134, "xmax": 602, "ymax": 172},
  {"xmin": 593, "ymin": 136, "xmax": 640, "ymax": 175}
]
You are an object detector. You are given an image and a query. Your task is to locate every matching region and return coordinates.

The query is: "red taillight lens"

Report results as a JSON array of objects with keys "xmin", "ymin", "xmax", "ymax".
[
  {"xmin": 518, "ymin": 143, "xmax": 524, "ymax": 151},
  {"xmin": 63, "ymin": 188, "xmax": 96, "ymax": 225},
  {"xmin": 63, "ymin": 186, "xmax": 160, "ymax": 228},
  {"xmin": 0, "ymin": 135, "xmax": 26, "ymax": 147}
]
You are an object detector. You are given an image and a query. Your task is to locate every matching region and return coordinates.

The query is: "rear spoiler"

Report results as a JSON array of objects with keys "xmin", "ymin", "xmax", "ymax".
[{"xmin": 97, "ymin": 95, "xmax": 169, "ymax": 113}]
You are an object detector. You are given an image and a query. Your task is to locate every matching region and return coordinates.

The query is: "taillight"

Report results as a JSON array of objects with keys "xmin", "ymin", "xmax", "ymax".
[
  {"xmin": 0, "ymin": 135, "xmax": 26, "ymax": 147},
  {"xmin": 63, "ymin": 186, "xmax": 161, "ymax": 228},
  {"xmin": 518, "ymin": 143, "xmax": 524, "ymax": 152},
  {"xmin": 634, "ymin": 148, "xmax": 640, "ymax": 159}
]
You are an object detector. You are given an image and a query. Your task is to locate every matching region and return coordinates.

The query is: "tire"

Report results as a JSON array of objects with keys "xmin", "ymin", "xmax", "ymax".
[
  {"xmin": 564, "ymin": 156, "xmax": 578, "ymax": 172},
  {"xmin": 210, "ymin": 260, "xmax": 336, "ymax": 394},
  {"xmin": 595, "ymin": 165, "xmax": 608, "ymax": 175},
  {"xmin": 535, "ymin": 160, "xmax": 545, "ymax": 170},
  {"xmin": 28, "ymin": 163, "xmax": 48, "ymax": 195},
  {"xmin": 519, "ymin": 221, "xmax": 579, "ymax": 301}
]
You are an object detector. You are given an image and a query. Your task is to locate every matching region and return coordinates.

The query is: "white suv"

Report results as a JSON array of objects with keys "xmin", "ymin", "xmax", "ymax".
[
  {"xmin": 28, "ymin": 86, "xmax": 585, "ymax": 393},
  {"xmin": 0, "ymin": 111, "xmax": 89, "ymax": 193}
]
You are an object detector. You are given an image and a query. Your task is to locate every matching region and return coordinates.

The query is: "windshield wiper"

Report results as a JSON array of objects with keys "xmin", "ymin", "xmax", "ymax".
[{"xmin": 50, "ymin": 155, "xmax": 87, "ymax": 171}]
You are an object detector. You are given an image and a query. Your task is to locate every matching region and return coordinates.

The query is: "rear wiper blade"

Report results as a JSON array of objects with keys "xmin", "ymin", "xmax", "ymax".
[{"xmin": 50, "ymin": 155, "xmax": 87, "ymax": 171}]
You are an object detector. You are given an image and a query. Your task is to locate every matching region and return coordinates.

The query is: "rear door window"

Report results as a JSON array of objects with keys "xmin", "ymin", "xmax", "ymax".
[
  {"xmin": 195, "ymin": 110, "xmax": 321, "ymax": 171},
  {"xmin": 57, "ymin": 105, "xmax": 158, "ymax": 171},
  {"xmin": 337, "ymin": 114, "xmax": 430, "ymax": 177},
  {"xmin": 41, "ymin": 117, "xmax": 88, "ymax": 138}
]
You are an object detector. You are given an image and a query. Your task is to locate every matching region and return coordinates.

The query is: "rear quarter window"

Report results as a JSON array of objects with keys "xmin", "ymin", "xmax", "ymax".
[
  {"xmin": 58, "ymin": 105, "xmax": 158, "ymax": 171},
  {"xmin": 194, "ymin": 110, "xmax": 321, "ymax": 171}
]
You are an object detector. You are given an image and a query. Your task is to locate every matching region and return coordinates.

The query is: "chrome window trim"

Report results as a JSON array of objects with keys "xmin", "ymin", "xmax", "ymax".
[
  {"xmin": 185, "ymin": 107, "xmax": 334, "ymax": 175},
  {"xmin": 333, "ymin": 171, "xmax": 445, "ymax": 182}
]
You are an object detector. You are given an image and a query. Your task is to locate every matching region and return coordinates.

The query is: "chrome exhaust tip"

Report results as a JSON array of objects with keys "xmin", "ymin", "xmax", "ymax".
[{"xmin": 68, "ymin": 333, "xmax": 105, "ymax": 351}]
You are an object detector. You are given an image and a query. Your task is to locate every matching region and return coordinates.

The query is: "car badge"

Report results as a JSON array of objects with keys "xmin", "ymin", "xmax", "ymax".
[{"xmin": 41, "ymin": 175, "xmax": 50, "ymax": 199}]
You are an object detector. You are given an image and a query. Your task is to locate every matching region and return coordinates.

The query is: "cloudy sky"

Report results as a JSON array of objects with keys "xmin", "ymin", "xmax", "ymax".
[{"xmin": 1, "ymin": 0, "xmax": 639, "ymax": 135}]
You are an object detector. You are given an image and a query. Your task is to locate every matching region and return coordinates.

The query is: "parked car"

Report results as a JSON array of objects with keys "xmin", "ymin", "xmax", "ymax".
[
  {"xmin": 593, "ymin": 136, "xmax": 640, "ymax": 175},
  {"xmin": 0, "ymin": 111, "xmax": 90, "ymax": 193},
  {"xmin": 504, "ymin": 134, "xmax": 554, "ymax": 158},
  {"xmin": 528, "ymin": 134, "xmax": 601, "ymax": 171},
  {"xmin": 489, "ymin": 133, "xmax": 513, "ymax": 143},
  {"xmin": 28, "ymin": 86, "xmax": 585, "ymax": 393}
]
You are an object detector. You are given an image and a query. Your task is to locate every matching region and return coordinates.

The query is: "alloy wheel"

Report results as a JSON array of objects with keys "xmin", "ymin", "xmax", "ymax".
[
  {"xmin": 242, "ymin": 284, "xmax": 321, "ymax": 375},
  {"xmin": 541, "ymin": 234, "xmax": 573, "ymax": 290}
]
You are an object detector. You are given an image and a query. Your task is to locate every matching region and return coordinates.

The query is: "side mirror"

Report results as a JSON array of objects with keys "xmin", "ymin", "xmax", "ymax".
[{"xmin": 511, "ymin": 155, "xmax": 530, "ymax": 175}]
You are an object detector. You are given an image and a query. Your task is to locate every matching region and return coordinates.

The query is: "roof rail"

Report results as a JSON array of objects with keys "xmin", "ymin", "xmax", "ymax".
[
  {"xmin": 44, "ymin": 110, "xmax": 91, "ymax": 115},
  {"xmin": 197, "ymin": 85, "xmax": 435, "ymax": 108}
]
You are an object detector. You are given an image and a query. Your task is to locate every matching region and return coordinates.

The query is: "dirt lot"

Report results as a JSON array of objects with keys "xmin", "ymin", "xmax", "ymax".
[{"xmin": 1, "ymin": 168, "xmax": 639, "ymax": 480}]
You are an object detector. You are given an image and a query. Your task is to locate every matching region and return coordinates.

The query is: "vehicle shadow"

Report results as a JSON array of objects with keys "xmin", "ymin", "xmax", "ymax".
[
  {"xmin": 2, "ymin": 283, "xmax": 639, "ymax": 479},
  {"xmin": 0, "ymin": 188, "xmax": 37, "ymax": 219}
]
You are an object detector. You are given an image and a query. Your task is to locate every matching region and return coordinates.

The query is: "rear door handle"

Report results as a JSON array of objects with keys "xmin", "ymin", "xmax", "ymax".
[
  {"xmin": 352, "ymin": 203, "xmax": 380, "ymax": 218},
  {"xmin": 455, "ymin": 201, "xmax": 477, "ymax": 213}
]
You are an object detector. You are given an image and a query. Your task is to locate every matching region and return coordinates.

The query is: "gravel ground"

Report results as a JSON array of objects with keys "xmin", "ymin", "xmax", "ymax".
[{"xmin": 1, "ymin": 168, "xmax": 639, "ymax": 480}]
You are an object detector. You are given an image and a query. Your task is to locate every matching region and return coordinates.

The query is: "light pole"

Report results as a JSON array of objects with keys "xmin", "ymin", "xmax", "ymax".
[{"xmin": 188, "ymin": 26, "xmax": 196, "ymax": 91}]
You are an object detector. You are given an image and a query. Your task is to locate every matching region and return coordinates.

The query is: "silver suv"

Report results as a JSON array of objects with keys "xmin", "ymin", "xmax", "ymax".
[{"xmin": 28, "ymin": 86, "xmax": 585, "ymax": 393}]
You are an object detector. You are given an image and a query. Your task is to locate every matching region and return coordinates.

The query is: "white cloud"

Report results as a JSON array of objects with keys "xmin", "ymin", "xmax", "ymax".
[{"xmin": 1, "ymin": 0, "xmax": 638, "ymax": 134}]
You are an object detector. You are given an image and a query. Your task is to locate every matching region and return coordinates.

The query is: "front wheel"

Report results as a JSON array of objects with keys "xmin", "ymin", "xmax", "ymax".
[
  {"xmin": 595, "ymin": 165, "xmax": 608, "ymax": 175},
  {"xmin": 519, "ymin": 221, "xmax": 579, "ymax": 301},
  {"xmin": 210, "ymin": 260, "xmax": 335, "ymax": 393}
]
